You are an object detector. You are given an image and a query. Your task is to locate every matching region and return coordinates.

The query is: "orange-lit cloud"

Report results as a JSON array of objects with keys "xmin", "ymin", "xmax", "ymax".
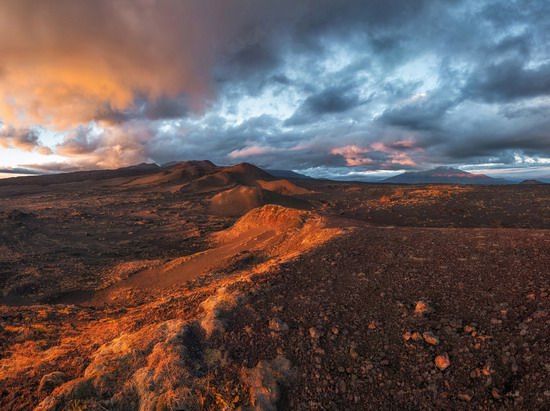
[
  {"xmin": 330, "ymin": 145, "xmax": 374, "ymax": 166},
  {"xmin": 331, "ymin": 140, "xmax": 419, "ymax": 167},
  {"xmin": 388, "ymin": 152, "xmax": 416, "ymax": 166},
  {"xmin": 0, "ymin": 0, "xmax": 245, "ymax": 129}
]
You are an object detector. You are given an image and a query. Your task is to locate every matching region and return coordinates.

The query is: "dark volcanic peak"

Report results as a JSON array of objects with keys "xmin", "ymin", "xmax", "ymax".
[
  {"xmin": 120, "ymin": 162, "xmax": 160, "ymax": 171},
  {"xmin": 183, "ymin": 162, "xmax": 275, "ymax": 192},
  {"xmin": 520, "ymin": 179, "xmax": 547, "ymax": 185},
  {"xmin": 430, "ymin": 166, "xmax": 474, "ymax": 175},
  {"xmin": 161, "ymin": 160, "xmax": 217, "ymax": 170},
  {"xmin": 123, "ymin": 160, "xmax": 221, "ymax": 187},
  {"xmin": 383, "ymin": 167, "xmax": 511, "ymax": 185},
  {"xmin": 225, "ymin": 162, "xmax": 273, "ymax": 178},
  {"xmin": 162, "ymin": 160, "xmax": 220, "ymax": 176}
]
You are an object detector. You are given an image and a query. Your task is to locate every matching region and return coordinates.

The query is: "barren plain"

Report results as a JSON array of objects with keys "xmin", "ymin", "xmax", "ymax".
[{"xmin": 0, "ymin": 161, "xmax": 549, "ymax": 410}]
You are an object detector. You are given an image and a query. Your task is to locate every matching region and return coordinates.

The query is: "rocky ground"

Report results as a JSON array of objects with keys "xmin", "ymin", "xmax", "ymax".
[
  {"xmin": 0, "ymin": 162, "xmax": 549, "ymax": 410},
  {"xmin": 219, "ymin": 226, "xmax": 550, "ymax": 409}
]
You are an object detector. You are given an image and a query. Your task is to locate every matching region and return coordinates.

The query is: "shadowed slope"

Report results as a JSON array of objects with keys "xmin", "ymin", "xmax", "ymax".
[
  {"xmin": 256, "ymin": 179, "xmax": 314, "ymax": 195},
  {"xmin": 124, "ymin": 160, "xmax": 219, "ymax": 187},
  {"xmin": 183, "ymin": 163, "xmax": 274, "ymax": 192},
  {"xmin": 208, "ymin": 185, "xmax": 311, "ymax": 216}
]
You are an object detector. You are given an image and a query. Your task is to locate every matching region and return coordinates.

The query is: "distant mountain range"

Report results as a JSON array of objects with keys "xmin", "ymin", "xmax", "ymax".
[
  {"xmin": 1, "ymin": 162, "xmax": 549, "ymax": 185},
  {"xmin": 265, "ymin": 169, "xmax": 314, "ymax": 179},
  {"xmin": 161, "ymin": 164, "xmax": 314, "ymax": 180},
  {"xmin": 0, "ymin": 163, "xmax": 160, "ymax": 186},
  {"xmin": 383, "ymin": 167, "xmax": 511, "ymax": 185}
]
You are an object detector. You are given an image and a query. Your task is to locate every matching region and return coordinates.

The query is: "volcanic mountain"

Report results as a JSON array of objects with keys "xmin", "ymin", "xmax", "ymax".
[
  {"xmin": 383, "ymin": 166, "xmax": 511, "ymax": 185},
  {"xmin": 124, "ymin": 160, "xmax": 219, "ymax": 188},
  {"xmin": 520, "ymin": 179, "xmax": 548, "ymax": 185}
]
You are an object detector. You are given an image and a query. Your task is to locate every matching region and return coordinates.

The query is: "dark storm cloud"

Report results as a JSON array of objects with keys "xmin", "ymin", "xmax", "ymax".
[
  {"xmin": 377, "ymin": 97, "xmax": 457, "ymax": 132},
  {"xmin": 216, "ymin": 42, "xmax": 285, "ymax": 97},
  {"xmin": 291, "ymin": 0, "xmax": 431, "ymax": 46},
  {"xmin": 306, "ymin": 88, "xmax": 361, "ymax": 114},
  {"xmin": 228, "ymin": 43, "xmax": 280, "ymax": 75},
  {"xmin": 95, "ymin": 95, "xmax": 190, "ymax": 125},
  {"xmin": 465, "ymin": 58, "xmax": 550, "ymax": 103},
  {"xmin": 493, "ymin": 33, "xmax": 532, "ymax": 59},
  {"xmin": 285, "ymin": 85, "xmax": 364, "ymax": 126},
  {"xmin": 443, "ymin": 126, "xmax": 550, "ymax": 161}
]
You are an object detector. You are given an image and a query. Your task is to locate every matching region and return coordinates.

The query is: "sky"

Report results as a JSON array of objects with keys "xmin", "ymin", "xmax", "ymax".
[{"xmin": 0, "ymin": 0, "xmax": 549, "ymax": 180}]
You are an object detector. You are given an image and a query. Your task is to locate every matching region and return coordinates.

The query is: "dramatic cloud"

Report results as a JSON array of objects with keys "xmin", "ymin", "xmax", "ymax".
[
  {"xmin": 94, "ymin": 95, "xmax": 191, "ymax": 125},
  {"xmin": 54, "ymin": 123, "xmax": 153, "ymax": 169},
  {"xmin": 0, "ymin": 0, "xmax": 549, "ymax": 178},
  {"xmin": 0, "ymin": 124, "xmax": 52, "ymax": 154},
  {"xmin": 465, "ymin": 59, "xmax": 550, "ymax": 103},
  {"xmin": 331, "ymin": 140, "xmax": 418, "ymax": 168},
  {"xmin": 0, "ymin": 1, "xmax": 223, "ymax": 128},
  {"xmin": 285, "ymin": 85, "xmax": 364, "ymax": 126}
]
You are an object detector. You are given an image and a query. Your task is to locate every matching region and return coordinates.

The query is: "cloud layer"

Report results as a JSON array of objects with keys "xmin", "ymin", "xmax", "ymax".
[{"xmin": 0, "ymin": 0, "xmax": 549, "ymax": 177}]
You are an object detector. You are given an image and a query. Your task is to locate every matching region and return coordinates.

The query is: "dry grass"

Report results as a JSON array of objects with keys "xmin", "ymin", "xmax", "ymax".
[{"xmin": 373, "ymin": 186, "xmax": 473, "ymax": 208}]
